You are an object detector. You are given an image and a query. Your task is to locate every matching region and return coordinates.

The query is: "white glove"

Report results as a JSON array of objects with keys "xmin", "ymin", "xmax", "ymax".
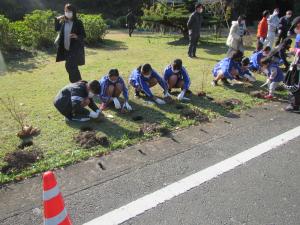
[
  {"xmin": 259, "ymin": 37, "xmax": 264, "ymax": 43},
  {"xmin": 123, "ymin": 101, "xmax": 132, "ymax": 111},
  {"xmin": 89, "ymin": 109, "xmax": 101, "ymax": 119},
  {"xmin": 177, "ymin": 90, "xmax": 186, "ymax": 100},
  {"xmin": 155, "ymin": 98, "xmax": 166, "ymax": 105},
  {"xmin": 164, "ymin": 92, "xmax": 172, "ymax": 98},
  {"xmin": 244, "ymin": 74, "xmax": 256, "ymax": 82},
  {"xmin": 113, "ymin": 97, "xmax": 121, "ymax": 109}
]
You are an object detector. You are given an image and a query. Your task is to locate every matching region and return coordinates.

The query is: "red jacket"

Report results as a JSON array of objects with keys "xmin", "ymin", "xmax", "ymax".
[{"xmin": 257, "ymin": 17, "xmax": 268, "ymax": 38}]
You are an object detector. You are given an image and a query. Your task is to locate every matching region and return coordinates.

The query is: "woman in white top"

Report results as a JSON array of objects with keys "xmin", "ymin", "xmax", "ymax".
[
  {"xmin": 226, "ymin": 15, "xmax": 247, "ymax": 57},
  {"xmin": 264, "ymin": 9, "xmax": 280, "ymax": 48}
]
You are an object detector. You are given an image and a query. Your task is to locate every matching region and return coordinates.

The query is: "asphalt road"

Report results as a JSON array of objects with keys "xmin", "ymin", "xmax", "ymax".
[{"xmin": 1, "ymin": 102, "xmax": 300, "ymax": 225}]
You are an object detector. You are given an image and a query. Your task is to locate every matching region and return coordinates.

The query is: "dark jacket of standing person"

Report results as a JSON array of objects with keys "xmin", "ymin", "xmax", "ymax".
[
  {"xmin": 126, "ymin": 12, "xmax": 136, "ymax": 28},
  {"xmin": 278, "ymin": 15, "xmax": 293, "ymax": 34},
  {"xmin": 276, "ymin": 11, "xmax": 293, "ymax": 46},
  {"xmin": 187, "ymin": 10, "xmax": 202, "ymax": 35},
  {"xmin": 187, "ymin": 3, "xmax": 203, "ymax": 58},
  {"xmin": 55, "ymin": 4, "xmax": 86, "ymax": 83},
  {"xmin": 55, "ymin": 17, "xmax": 86, "ymax": 66}
]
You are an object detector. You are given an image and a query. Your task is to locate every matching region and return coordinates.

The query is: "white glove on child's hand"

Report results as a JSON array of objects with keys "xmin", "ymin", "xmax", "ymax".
[
  {"xmin": 177, "ymin": 90, "xmax": 186, "ymax": 100},
  {"xmin": 113, "ymin": 97, "xmax": 121, "ymax": 109},
  {"xmin": 164, "ymin": 92, "xmax": 172, "ymax": 98},
  {"xmin": 155, "ymin": 98, "xmax": 166, "ymax": 105},
  {"xmin": 244, "ymin": 74, "xmax": 256, "ymax": 82},
  {"xmin": 89, "ymin": 109, "xmax": 101, "ymax": 119},
  {"xmin": 123, "ymin": 101, "xmax": 133, "ymax": 111}
]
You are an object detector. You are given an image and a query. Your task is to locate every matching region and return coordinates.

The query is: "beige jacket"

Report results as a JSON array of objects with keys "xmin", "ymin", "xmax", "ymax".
[{"xmin": 226, "ymin": 21, "xmax": 246, "ymax": 51}]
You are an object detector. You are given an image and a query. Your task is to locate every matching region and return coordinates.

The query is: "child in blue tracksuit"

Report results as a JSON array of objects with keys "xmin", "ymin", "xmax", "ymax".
[
  {"xmin": 99, "ymin": 69, "xmax": 132, "ymax": 111},
  {"xmin": 249, "ymin": 46, "xmax": 271, "ymax": 72},
  {"xmin": 163, "ymin": 59, "xmax": 191, "ymax": 101},
  {"xmin": 129, "ymin": 64, "xmax": 170, "ymax": 104},
  {"xmin": 238, "ymin": 57, "xmax": 256, "ymax": 82},
  {"xmin": 212, "ymin": 51, "xmax": 243, "ymax": 86},
  {"xmin": 261, "ymin": 57, "xmax": 284, "ymax": 99}
]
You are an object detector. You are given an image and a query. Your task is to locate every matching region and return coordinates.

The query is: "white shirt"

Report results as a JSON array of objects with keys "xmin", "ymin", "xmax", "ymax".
[{"xmin": 64, "ymin": 20, "xmax": 73, "ymax": 51}]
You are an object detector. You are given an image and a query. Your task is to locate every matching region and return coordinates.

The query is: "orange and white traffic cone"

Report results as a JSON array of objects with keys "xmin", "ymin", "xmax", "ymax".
[{"xmin": 43, "ymin": 171, "xmax": 72, "ymax": 225}]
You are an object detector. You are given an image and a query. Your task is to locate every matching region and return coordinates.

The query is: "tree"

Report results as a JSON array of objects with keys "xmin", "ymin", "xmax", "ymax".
[
  {"xmin": 141, "ymin": 0, "xmax": 229, "ymax": 37},
  {"xmin": 142, "ymin": 1, "xmax": 191, "ymax": 37}
]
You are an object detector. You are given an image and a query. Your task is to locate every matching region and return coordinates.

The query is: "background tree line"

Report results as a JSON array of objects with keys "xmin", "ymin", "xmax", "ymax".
[{"xmin": 0, "ymin": 0, "xmax": 298, "ymax": 22}]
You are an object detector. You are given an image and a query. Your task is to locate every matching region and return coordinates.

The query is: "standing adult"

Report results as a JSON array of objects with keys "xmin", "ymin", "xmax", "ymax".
[
  {"xmin": 256, "ymin": 10, "xmax": 270, "ymax": 49},
  {"xmin": 226, "ymin": 15, "xmax": 247, "ymax": 57},
  {"xmin": 187, "ymin": 3, "xmax": 204, "ymax": 58},
  {"xmin": 264, "ymin": 9, "xmax": 280, "ymax": 48},
  {"xmin": 55, "ymin": 3, "xmax": 86, "ymax": 83},
  {"xmin": 126, "ymin": 10, "xmax": 137, "ymax": 37},
  {"xmin": 275, "ymin": 10, "xmax": 293, "ymax": 46}
]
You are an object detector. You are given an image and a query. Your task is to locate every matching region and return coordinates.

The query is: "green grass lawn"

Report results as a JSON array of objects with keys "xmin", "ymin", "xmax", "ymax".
[{"xmin": 0, "ymin": 30, "xmax": 277, "ymax": 184}]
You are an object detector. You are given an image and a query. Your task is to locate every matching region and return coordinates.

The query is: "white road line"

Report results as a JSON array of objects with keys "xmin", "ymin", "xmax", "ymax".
[{"xmin": 83, "ymin": 126, "xmax": 300, "ymax": 225}]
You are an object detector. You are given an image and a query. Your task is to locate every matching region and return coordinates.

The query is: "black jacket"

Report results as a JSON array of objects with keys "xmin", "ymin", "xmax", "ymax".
[
  {"xmin": 126, "ymin": 12, "xmax": 136, "ymax": 27},
  {"xmin": 55, "ymin": 18, "xmax": 86, "ymax": 65},
  {"xmin": 278, "ymin": 16, "xmax": 292, "ymax": 33},
  {"xmin": 54, "ymin": 81, "xmax": 98, "ymax": 118},
  {"xmin": 187, "ymin": 11, "xmax": 203, "ymax": 34}
]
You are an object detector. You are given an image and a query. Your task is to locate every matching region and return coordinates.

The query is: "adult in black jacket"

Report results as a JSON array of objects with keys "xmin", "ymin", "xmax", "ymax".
[
  {"xmin": 55, "ymin": 3, "xmax": 86, "ymax": 83},
  {"xmin": 126, "ymin": 10, "xmax": 137, "ymax": 37},
  {"xmin": 271, "ymin": 38, "xmax": 292, "ymax": 71},
  {"xmin": 54, "ymin": 80, "xmax": 102, "ymax": 122},
  {"xmin": 187, "ymin": 3, "xmax": 203, "ymax": 58},
  {"xmin": 275, "ymin": 10, "xmax": 293, "ymax": 46}
]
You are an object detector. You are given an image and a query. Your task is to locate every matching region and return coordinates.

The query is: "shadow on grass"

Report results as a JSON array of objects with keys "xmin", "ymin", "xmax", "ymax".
[
  {"xmin": 199, "ymin": 41, "xmax": 228, "ymax": 56},
  {"xmin": 167, "ymin": 37, "xmax": 189, "ymax": 46},
  {"xmin": 166, "ymin": 91, "xmax": 232, "ymax": 118},
  {"xmin": 3, "ymin": 50, "xmax": 51, "ymax": 73},
  {"xmin": 66, "ymin": 99, "xmax": 180, "ymax": 142},
  {"xmin": 88, "ymin": 39, "xmax": 128, "ymax": 51}
]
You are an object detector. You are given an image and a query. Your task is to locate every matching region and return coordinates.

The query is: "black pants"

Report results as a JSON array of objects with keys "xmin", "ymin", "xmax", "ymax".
[
  {"xmin": 275, "ymin": 32, "xmax": 287, "ymax": 46},
  {"xmin": 65, "ymin": 51, "xmax": 82, "ymax": 83},
  {"xmin": 128, "ymin": 26, "xmax": 134, "ymax": 37},
  {"xmin": 289, "ymin": 91, "xmax": 300, "ymax": 108},
  {"xmin": 188, "ymin": 33, "xmax": 200, "ymax": 57}
]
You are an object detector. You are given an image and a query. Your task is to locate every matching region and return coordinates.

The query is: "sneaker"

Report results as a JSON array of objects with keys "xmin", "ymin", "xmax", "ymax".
[
  {"xmin": 211, "ymin": 80, "xmax": 218, "ymax": 87},
  {"xmin": 185, "ymin": 89, "xmax": 192, "ymax": 95},
  {"xmin": 284, "ymin": 104, "xmax": 295, "ymax": 112},
  {"xmin": 221, "ymin": 78, "xmax": 230, "ymax": 85},
  {"xmin": 72, "ymin": 117, "xmax": 91, "ymax": 122},
  {"xmin": 264, "ymin": 94, "xmax": 273, "ymax": 100}
]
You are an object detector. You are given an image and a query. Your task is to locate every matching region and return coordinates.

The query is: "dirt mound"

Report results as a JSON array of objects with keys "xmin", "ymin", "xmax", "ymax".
[
  {"xmin": 197, "ymin": 91, "xmax": 206, "ymax": 97},
  {"xmin": 139, "ymin": 123, "xmax": 171, "ymax": 136},
  {"xmin": 250, "ymin": 91, "xmax": 267, "ymax": 99},
  {"xmin": 164, "ymin": 96, "xmax": 174, "ymax": 104},
  {"xmin": 132, "ymin": 115, "xmax": 144, "ymax": 121},
  {"xmin": 175, "ymin": 104, "xmax": 185, "ymax": 110},
  {"xmin": 215, "ymin": 98, "xmax": 242, "ymax": 109},
  {"xmin": 74, "ymin": 130, "xmax": 110, "ymax": 149},
  {"xmin": 180, "ymin": 108, "xmax": 209, "ymax": 122},
  {"xmin": 139, "ymin": 123, "xmax": 160, "ymax": 135},
  {"xmin": 1, "ymin": 147, "xmax": 43, "ymax": 174}
]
